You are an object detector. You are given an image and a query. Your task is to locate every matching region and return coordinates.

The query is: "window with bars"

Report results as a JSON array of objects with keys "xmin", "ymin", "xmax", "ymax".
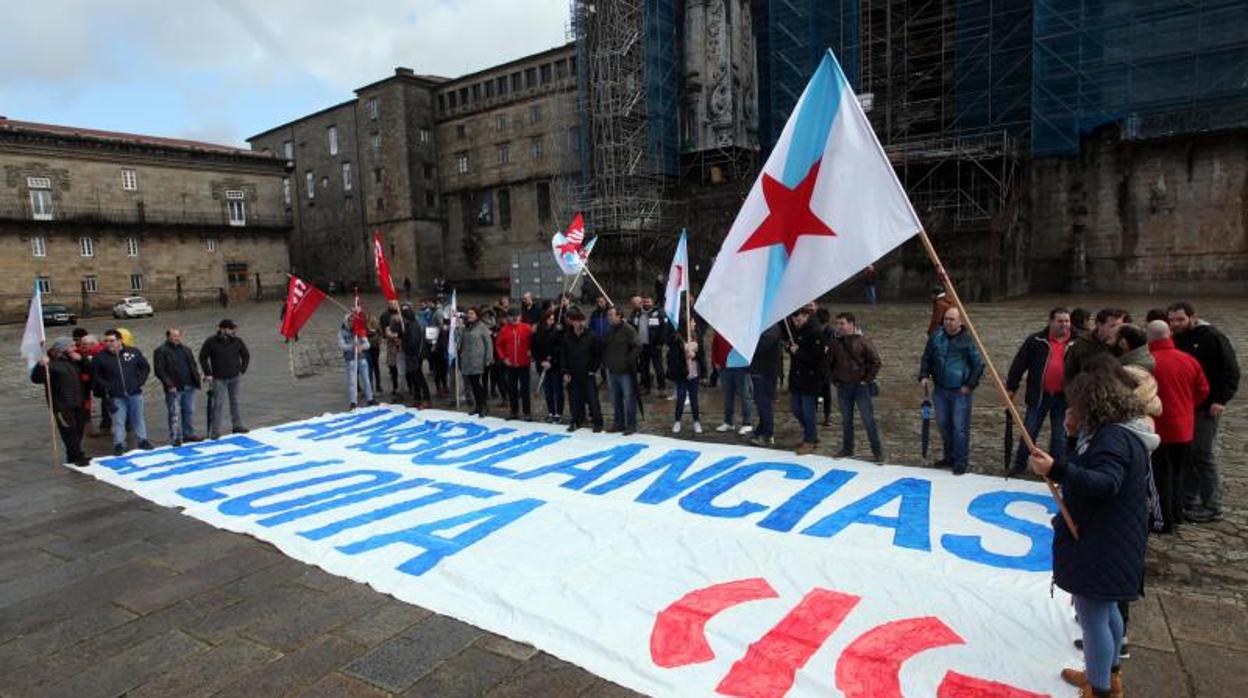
[
  {"xmin": 130, "ymin": 274, "xmax": 144, "ymax": 292},
  {"xmin": 125, "ymin": 237, "xmax": 139, "ymax": 257},
  {"xmin": 455, "ymin": 151, "xmax": 470, "ymax": 175},
  {"xmin": 122, "ymin": 168, "xmax": 138, "ymax": 191},
  {"xmin": 31, "ymin": 235, "xmax": 47, "ymax": 257},
  {"xmin": 79, "ymin": 237, "xmax": 95, "ymax": 257},
  {"xmin": 227, "ymin": 199, "xmax": 246, "ymax": 226},
  {"xmin": 83, "ymin": 276, "xmax": 99, "ymax": 293}
]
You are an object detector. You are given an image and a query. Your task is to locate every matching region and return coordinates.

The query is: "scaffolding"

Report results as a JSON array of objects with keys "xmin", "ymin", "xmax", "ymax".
[
  {"xmin": 1033, "ymin": 0, "xmax": 1248, "ymax": 156},
  {"xmin": 570, "ymin": 0, "xmax": 675, "ymax": 287}
]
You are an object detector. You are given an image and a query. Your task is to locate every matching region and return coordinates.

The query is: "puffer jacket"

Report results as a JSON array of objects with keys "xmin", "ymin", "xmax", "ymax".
[
  {"xmin": 457, "ymin": 322, "xmax": 493, "ymax": 376},
  {"xmin": 787, "ymin": 323, "xmax": 828, "ymax": 396},
  {"xmin": 91, "ymin": 347, "xmax": 150, "ymax": 398},
  {"xmin": 919, "ymin": 328, "xmax": 984, "ymax": 390},
  {"xmin": 1050, "ymin": 420, "xmax": 1157, "ymax": 601}
]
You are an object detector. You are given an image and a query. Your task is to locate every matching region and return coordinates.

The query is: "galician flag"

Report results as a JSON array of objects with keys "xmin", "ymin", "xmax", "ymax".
[
  {"xmin": 20, "ymin": 280, "xmax": 45, "ymax": 370},
  {"xmin": 695, "ymin": 50, "xmax": 922, "ymax": 361},
  {"xmin": 663, "ymin": 229, "xmax": 688, "ymax": 322}
]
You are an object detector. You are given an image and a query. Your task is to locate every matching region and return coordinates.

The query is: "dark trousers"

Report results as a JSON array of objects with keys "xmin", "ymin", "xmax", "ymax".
[
  {"xmin": 1013, "ymin": 392, "xmax": 1068, "ymax": 471},
  {"xmin": 489, "ymin": 362, "xmax": 509, "ymax": 400},
  {"xmin": 406, "ymin": 365, "xmax": 431, "ymax": 403},
  {"xmin": 674, "ymin": 378, "xmax": 700, "ymax": 422},
  {"xmin": 1184, "ymin": 409, "xmax": 1222, "ymax": 514},
  {"xmin": 751, "ymin": 373, "xmax": 776, "ymax": 438},
  {"xmin": 466, "ymin": 374, "xmax": 488, "ymax": 416},
  {"xmin": 541, "ymin": 368, "xmax": 564, "ymax": 416},
  {"xmin": 835, "ymin": 383, "xmax": 882, "ymax": 455},
  {"xmin": 820, "ymin": 380, "xmax": 833, "ymax": 421},
  {"xmin": 638, "ymin": 344, "xmax": 665, "ymax": 391},
  {"xmin": 568, "ymin": 373, "xmax": 603, "ymax": 427},
  {"xmin": 507, "ymin": 366, "xmax": 532, "ymax": 416},
  {"xmin": 1152, "ymin": 442, "xmax": 1190, "ymax": 532},
  {"xmin": 388, "ymin": 365, "xmax": 399, "ymax": 393},
  {"xmin": 367, "ymin": 346, "xmax": 381, "ymax": 390},
  {"xmin": 55, "ymin": 407, "xmax": 87, "ymax": 462},
  {"xmin": 432, "ymin": 354, "xmax": 449, "ymax": 393}
]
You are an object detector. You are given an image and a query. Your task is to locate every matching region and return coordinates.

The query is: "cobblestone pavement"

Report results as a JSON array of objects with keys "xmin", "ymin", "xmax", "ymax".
[{"xmin": 0, "ymin": 294, "xmax": 1244, "ymax": 697}]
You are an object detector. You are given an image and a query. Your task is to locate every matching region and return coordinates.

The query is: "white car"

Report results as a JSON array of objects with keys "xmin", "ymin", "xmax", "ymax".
[{"xmin": 113, "ymin": 296, "xmax": 155, "ymax": 318}]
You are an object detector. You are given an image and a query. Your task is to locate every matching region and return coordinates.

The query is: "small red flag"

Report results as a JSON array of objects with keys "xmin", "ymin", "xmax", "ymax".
[
  {"xmin": 565, "ymin": 212, "xmax": 585, "ymax": 247},
  {"xmin": 373, "ymin": 231, "xmax": 399, "ymax": 302},
  {"xmin": 280, "ymin": 275, "xmax": 327, "ymax": 340},
  {"xmin": 351, "ymin": 287, "xmax": 368, "ymax": 338}
]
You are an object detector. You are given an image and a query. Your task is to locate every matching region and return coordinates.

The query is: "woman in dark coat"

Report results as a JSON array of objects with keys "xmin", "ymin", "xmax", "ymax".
[
  {"xmin": 399, "ymin": 309, "xmax": 431, "ymax": 407},
  {"xmin": 1029, "ymin": 368, "xmax": 1157, "ymax": 698},
  {"xmin": 532, "ymin": 309, "xmax": 564, "ymax": 423}
]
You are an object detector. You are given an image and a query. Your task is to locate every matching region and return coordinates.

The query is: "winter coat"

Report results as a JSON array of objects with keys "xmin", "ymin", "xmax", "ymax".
[
  {"xmin": 338, "ymin": 327, "xmax": 370, "ymax": 362},
  {"xmin": 1006, "ymin": 329, "xmax": 1070, "ymax": 406},
  {"xmin": 532, "ymin": 324, "xmax": 564, "ymax": 370},
  {"xmin": 1173, "ymin": 321, "xmax": 1240, "ymax": 409},
  {"xmin": 787, "ymin": 323, "xmax": 829, "ymax": 396},
  {"xmin": 401, "ymin": 321, "xmax": 428, "ymax": 372},
  {"xmin": 457, "ymin": 322, "xmax": 493, "ymax": 376},
  {"xmin": 749, "ymin": 323, "xmax": 783, "ymax": 378},
  {"xmin": 828, "ymin": 332, "xmax": 881, "ymax": 386},
  {"xmin": 520, "ymin": 303, "xmax": 542, "ymax": 326},
  {"xmin": 153, "ymin": 341, "xmax": 201, "ymax": 391},
  {"xmin": 1050, "ymin": 421, "xmax": 1157, "ymax": 601},
  {"xmin": 91, "ymin": 347, "xmax": 150, "ymax": 399},
  {"xmin": 560, "ymin": 328, "xmax": 603, "ymax": 376},
  {"xmin": 602, "ymin": 321, "xmax": 641, "ymax": 375},
  {"xmin": 629, "ymin": 307, "xmax": 670, "ymax": 346},
  {"xmin": 1120, "ymin": 345, "xmax": 1162, "ymax": 426},
  {"xmin": 1149, "ymin": 338, "xmax": 1210, "ymax": 444},
  {"xmin": 198, "ymin": 333, "xmax": 250, "ymax": 379},
  {"xmin": 1063, "ymin": 332, "xmax": 1108, "ymax": 383},
  {"xmin": 496, "ymin": 321, "xmax": 533, "ymax": 368},
  {"xmin": 589, "ymin": 308, "xmax": 611, "ymax": 339},
  {"xmin": 919, "ymin": 328, "xmax": 984, "ymax": 391},
  {"xmin": 665, "ymin": 331, "xmax": 706, "ymax": 381},
  {"xmin": 31, "ymin": 357, "xmax": 83, "ymax": 412}
]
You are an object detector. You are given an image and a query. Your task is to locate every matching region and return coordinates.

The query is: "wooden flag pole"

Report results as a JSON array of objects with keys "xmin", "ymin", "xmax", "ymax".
[
  {"xmin": 581, "ymin": 265, "xmax": 614, "ymax": 307},
  {"xmin": 42, "ymin": 359, "xmax": 62, "ymax": 471},
  {"xmin": 915, "ymin": 228, "xmax": 1079, "ymax": 539}
]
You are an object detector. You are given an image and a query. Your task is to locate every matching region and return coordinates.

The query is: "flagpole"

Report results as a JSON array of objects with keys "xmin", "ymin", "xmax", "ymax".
[
  {"xmin": 581, "ymin": 265, "xmax": 614, "ymax": 307},
  {"xmin": 288, "ymin": 341, "xmax": 296, "ymax": 380},
  {"xmin": 915, "ymin": 228, "xmax": 1078, "ymax": 539},
  {"xmin": 42, "ymin": 358, "xmax": 62, "ymax": 470}
]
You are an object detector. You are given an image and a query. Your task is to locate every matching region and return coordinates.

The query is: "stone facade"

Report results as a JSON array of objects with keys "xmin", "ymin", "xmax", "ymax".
[
  {"xmin": 250, "ymin": 45, "xmax": 579, "ymax": 296},
  {"xmin": 1029, "ymin": 131, "xmax": 1248, "ymax": 296},
  {"xmin": 0, "ymin": 118, "xmax": 290, "ymax": 321},
  {"xmin": 683, "ymin": 0, "xmax": 759, "ymax": 153}
]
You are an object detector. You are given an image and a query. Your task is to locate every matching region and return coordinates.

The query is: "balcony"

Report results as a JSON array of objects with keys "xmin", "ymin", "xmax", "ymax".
[{"xmin": 0, "ymin": 200, "xmax": 293, "ymax": 230}]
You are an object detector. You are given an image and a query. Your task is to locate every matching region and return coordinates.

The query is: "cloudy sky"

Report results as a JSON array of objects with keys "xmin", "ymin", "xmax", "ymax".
[{"xmin": 1, "ymin": 0, "xmax": 570, "ymax": 146}]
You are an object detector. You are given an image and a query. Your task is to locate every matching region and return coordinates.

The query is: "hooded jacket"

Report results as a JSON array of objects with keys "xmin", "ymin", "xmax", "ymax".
[
  {"xmin": 1173, "ymin": 321, "xmax": 1240, "ymax": 409},
  {"xmin": 1150, "ymin": 338, "xmax": 1210, "ymax": 444},
  {"xmin": 1049, "ymin": 420, "xmax": 1158, "ymax": 601},
  {"xmin": 91, "ymin": 346, "xmax": 150, "ymax": 399},
  {"xmin": 496, "ymin": 321, "xmax": 533, "ymax": 368}
]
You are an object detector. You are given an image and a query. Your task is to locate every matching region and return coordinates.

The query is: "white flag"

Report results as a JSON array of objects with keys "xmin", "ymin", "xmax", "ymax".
[
  {"xmin": 20, "ymin": 280, "xmax": 46, "ymax": 370},
  {"xmin": 695, "ymin": 50, "xmax": 922, "ymax": 361},
  {"xmin": 663, "ymin": 230, "xmax": 689, "ymax": 322},
  {"xmin": 446, "ymin": 290, "xmax": 458, "ymax": 364}
]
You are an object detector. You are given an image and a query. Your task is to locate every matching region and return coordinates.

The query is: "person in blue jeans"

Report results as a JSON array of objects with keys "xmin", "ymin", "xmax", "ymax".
[
  {"xmin": 153, "ymin": 327, "xmax": 203, "ymax": 447},
  {"xmin": 786, "ymin": 308, "xmax": 829, "ymax": 456},
  {"xmin": 828, "ymin": 312, "xmax": 884, "ymax": 463},
  {"xmin": 91, "ymin": 329, "xmax": 153, "ymax": 456},
  {"xmin": 338, "ymin": 315, "xmax": 378, "ymax": 409},
  {"xmin": 919, "ymin": 307, "xmax": 985, "ymax": 474},
  {"xmin": 1005, "ymin": 308, "xmax": 1073, "ymax": 475},
  {"xmin": 1028, "ymin": 368, "xmax": 1156, "ymax": 697}
]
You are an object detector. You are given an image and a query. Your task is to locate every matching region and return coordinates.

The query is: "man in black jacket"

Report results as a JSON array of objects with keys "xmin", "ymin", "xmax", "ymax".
[
  {"xmin": 560, "ymin": 310, "xmax": 604, "ymax": 433},
  {"xmin": 32, "ymin": 337, "xmax": 90, "ymax": 466},
  {"xmin": 748, "ymin": 322, "xmax": 783, "ymax": 447},
  {"xmin": 630, "ymin": 295, "xmax": 669, "ymax": 397},
  {"xmin": 1006, "ymin": 307, "xmax": 1072, "ymax": 474},
  {"xmin": 92, "ymin": 329, "xmax": 153, "ymax": 455},
  {"xmin": 199, "ymin": 319, "xmax": 250, "ymax": 439},
  {"xmin": 1169, "ymin": 301, "xmax": 1240, "ymax": 522},
  {"xmin": 153, "ymin": 327, "xmax": 203, "ymax": 446},
  {"xmin": 786, "ymin": 308, "xmax": 828, "ymax": 455}
]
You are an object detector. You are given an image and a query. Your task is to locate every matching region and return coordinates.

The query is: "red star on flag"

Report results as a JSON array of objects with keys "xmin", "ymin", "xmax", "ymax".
[{"xmin": 737, "ymin": 159, "xmax": 836, "ymax": 256}]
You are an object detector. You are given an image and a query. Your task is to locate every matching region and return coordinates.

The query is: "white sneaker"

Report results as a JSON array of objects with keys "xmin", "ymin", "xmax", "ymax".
[
  {"xmin": 694, "ymin": 421, "xmax": 704, "ymax": 434},
  {"xmin": 738, "ymin": 425, "xmax": 754, "ymax": 435},
  {"xmin": 715, "ymin": 423, "xmax": 734, "ymax": 433},
  {"xmin": 665, "ymin": 393, "xmax": 677, "ymax": 401},
  {"xmin": 672, "ymin": 421, "xmax": 682, "ymax": 434}
]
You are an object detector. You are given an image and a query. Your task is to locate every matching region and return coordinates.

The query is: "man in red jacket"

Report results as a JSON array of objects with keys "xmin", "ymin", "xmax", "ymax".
[
  {"xmin": 496, "ymin": 308, "xmax": 534, "ymax": 420},
  {"xmin": 1147, "ymin": 320, "xmax": 1209, "ymax": 533}
]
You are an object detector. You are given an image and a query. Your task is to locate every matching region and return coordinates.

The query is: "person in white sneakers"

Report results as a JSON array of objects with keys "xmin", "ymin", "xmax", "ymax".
[
  {"xmin": 711, "ymin": 331, "xmax": 754, "ymax": 436},
  {"xmin": 667, "ymin": 317, "xmax": 706, "ymax": 435}
]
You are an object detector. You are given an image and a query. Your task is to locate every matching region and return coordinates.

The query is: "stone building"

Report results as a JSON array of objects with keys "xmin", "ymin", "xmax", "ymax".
[
  {"xmin": 0, "ymin": 118, "xmax": 291, "ymax": 322},
  {"xmin": 249, "ymin": 44, "xmax": 579, "ymax": 295}
]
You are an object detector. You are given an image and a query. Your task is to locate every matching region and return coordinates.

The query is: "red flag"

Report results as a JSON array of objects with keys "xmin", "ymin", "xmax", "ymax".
[
  {"xmin": 373, "ymin": 230, "xmax": 399, "ymax": 302},
  {"xmin": 564, "ymin": 212, "xmax": 585, "ymax": 247},
  {"xmin": 351, "ymin": 287, "xmax": 368, "ymax": 337},
  {"xmin": 280, "ymin": 275, "xmax": 326, "ymax": 340}
]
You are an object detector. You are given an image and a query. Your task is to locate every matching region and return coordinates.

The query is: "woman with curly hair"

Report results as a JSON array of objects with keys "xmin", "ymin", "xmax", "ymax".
[{"xmin": 1029, "ymin": 368, "xmax": 1158, "ymax": 698}]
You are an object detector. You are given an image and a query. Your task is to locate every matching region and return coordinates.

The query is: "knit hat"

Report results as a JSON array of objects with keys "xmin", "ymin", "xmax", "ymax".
[{"xmin": 49, "ymin": 337, "xmax": 74, "ymax": 354}]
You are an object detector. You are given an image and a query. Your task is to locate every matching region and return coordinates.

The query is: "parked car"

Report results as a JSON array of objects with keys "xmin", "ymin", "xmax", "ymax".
[
  {"xmin": 113, "ymin": 296, "xmax": 155, "ymax": 318},
  {"xmin": 42, "ymin": 303, "xmax": 78, "ymax": 326}
]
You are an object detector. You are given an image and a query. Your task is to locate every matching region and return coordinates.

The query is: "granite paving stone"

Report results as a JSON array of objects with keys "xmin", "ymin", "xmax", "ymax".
[
  {"xmin": 112, "ymin": 545, "xmax": 284, "ymax": 614},
  {"xmin": 482, "ymin": 652, "xmax": 600, "ymax": 698},
  {"xmin": 1159, "ymin": 594, "xmax": 1248, "ymax": 651},
  {"xmin": 401, "ymin": 646, "xmax": 522, "ymax": 698},
  {"xmin": 39, "ymin": 629, "xmax": 209, "ymax": 698},
  {"xmin": 212, "ymin": 634, "xmax": 368, "ymax": 698},
  {"xmin": 0, "ymin": 547, "xmax": 64, "ymax": 584},
  {"xmin": 331, "ymin": 599, "xmax": 433, "ymax": 646},
  {"xmin": 240, "ymin": 581, "xmax": 389, "ymax": 651},
  {"xmin": 1121, "ymin": 646, "xmax": 1191, "ymax": 698},
  {"xmin": 0, "ymin": 603, "xmax": 137, "ymax": 676},
  {"xmin": 473, "ymin": 633, "xmax": 541, "ymax": 662},
  {"xmin": 1176, "ymin": 641, "xmax": 1248, "ymax": 697},
  {"xmin": 343, "ymin": 614, "xmax": 485, "ymax": 693},
  {"xmin": 126, "ymin": 637, "xmax": 282, "ymax": 698},
  {"xmin": 183, "ymin": 580, "xmax": 325, "ymax": 645},
  {"xmin": 1126, "ymin": 593, "xmax": 1175, "ymax": 653},
  {"xmin": 299, "ymin": 672, "xmax": 394, "ymax": 698}
]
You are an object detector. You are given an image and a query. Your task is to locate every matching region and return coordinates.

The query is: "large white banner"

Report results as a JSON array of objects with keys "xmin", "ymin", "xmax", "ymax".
[{"xmin": 86, "ymin": 407, "xmax": 1076, "ymax": 697}]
